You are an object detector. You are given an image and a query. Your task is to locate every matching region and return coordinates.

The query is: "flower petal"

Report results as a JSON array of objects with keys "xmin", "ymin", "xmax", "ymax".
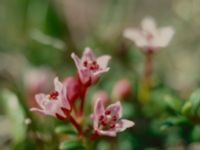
[
  {"xmin": 93, "ymin": 98, "xmax": 105, "ymax": 129},
  {"xmin": 157, "ymin": 26, "xmax": 175, "ymax": 47},
  {"xmin": 82, "ymin": 47, "xmax": 96, "ymax": 60},
  {"xmin": 123, "ymin": 28, "xmax": 147, "ymax": 47},
  {"xmin": 54, "ymin": 77, "xmax": 63, "ymax": 92},
  {"xmin": 30, "ymin": 107, "xmax": 45, "ymax": 114},
  {"xmin": 105, "ymin": 101, "xmax": 122, "ymax": 118},
  {"xmin": 97, "ymin": 55, "xmax": 111, "ymax": 69},
  {"xmin": 141, "ymin": 17, "xmax": 157, "ymax": 33},
  {"xmin": 35, "ymin": 93, "xmax": 47, "ymax": 109},
  {"xmin": 96, "ymin": 129, "xmax": 117, "ymax": 137},
  {"xmin": 116, "ymin": 119, "xmax": 135, "ymax": 132},
  {"xmin": 93, "ymin": 67, "xmax": 110, "ymax": 77},
  {"xmin": 71, "ymin": 53, "xmax": 83, "ymax": 70},
  {"xmin": 94, "ymin": 98, "xmax": 105, "ymax": 117}
]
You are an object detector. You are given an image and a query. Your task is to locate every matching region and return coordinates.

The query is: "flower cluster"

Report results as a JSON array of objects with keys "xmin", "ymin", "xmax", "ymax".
[{"xmin": 30, "ymin": 47, "xmax": 134, "ymax": 138}]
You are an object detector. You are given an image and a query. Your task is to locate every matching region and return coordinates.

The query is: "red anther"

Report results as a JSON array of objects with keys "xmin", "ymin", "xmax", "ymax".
[
  {"xmin": 110, "ymin": 124, "xmax": 115, "ymax": 129},
  {"xmin": 99, "ymin": 115, "xmax": 104, "ymax": 121},
  {"xmin": 83, "ymin": 60, "xmax": 88, "ymax": 67},
  {"xmin": 90, "ymin": 66, "xmax": 94, "ymax": 70},
  {"xmin": 49, "ymin": 91, "xmax": 59, "ymax": 100},
  {"xmin": 105, "ymin": 110, "xmax": 111, "ymax": 115},
  {"xmin": 112, "ymin": 116, "xmax": 117, "ymax": 122},
  {"xmin": 92, "ymin": 61, "xmax": 97, "ymax": 65},
  {"xmin": 101, "ymin": 121, "xmax": 107, "ymax": 126}
]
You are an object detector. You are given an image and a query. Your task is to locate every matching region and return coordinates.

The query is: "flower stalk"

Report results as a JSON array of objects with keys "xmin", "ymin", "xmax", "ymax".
[
  {"xmin": 68, "ymin": 115, "xmax": 83, "ymax": 135},
  {"xmin": 144, "ymin": 51, "xmax": 153, "ymax": 89}
]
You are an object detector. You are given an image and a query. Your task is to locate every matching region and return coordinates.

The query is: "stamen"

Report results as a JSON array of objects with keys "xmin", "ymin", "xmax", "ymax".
[
  {"xmin": 90, "ymin": 66, "xmax": 94, "ymax": 70},
  {"xmin": 105, "ymin": 110, "xmax": 111, "ymax": 115},
  {"xmin": 49, "ymin": 91, "xmax": 59, "ymax": 100},
  {"xmin": 99, "ymin": 115, "xmax": 104, "ymax": 121},
  {"xmin": 110, "ymin": 124, "xmax": 115, "ymax": 129},
  {"xmin": 92, "ymin": 61, "xmax": 97, "ymax": 65},
  {"xmin": 112, "ymin": 116, "xmax": 117, "ymax": 122},
  {"xmin": 83, "ymin": 61, "xmax": 88, "ymax": 67},
  {"xmin": 101, "ymin": 121, "xmax": 107, "ymax": 126}
]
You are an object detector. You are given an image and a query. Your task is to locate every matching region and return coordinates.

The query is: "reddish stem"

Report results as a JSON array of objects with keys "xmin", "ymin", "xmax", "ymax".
[
  {"xmin": 90, "ymin": 131, "xmax": 99, "ymax": 141},
  {"xmin": 144, "ymin": 51, "xmax": 153, "ymax": 88},
  {"xmin": 79, "ymin": 85, "xmax": 88, "ymax": 116},
  {"xmin": 68, "ymin": 115, "xmax": 82, "ymax": 135}
]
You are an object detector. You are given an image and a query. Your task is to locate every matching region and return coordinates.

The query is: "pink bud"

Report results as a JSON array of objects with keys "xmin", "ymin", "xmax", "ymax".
[
  {"xmin": 112, "ymin": 79, "xmax": 131, "ymax": 100},
  {"xmin": 63, "ymin": 77, "xmax": 81, "ymax": 104},
  {"xmin": 92, "ymin": 91, "xmax": 109, "ymax": 106}
]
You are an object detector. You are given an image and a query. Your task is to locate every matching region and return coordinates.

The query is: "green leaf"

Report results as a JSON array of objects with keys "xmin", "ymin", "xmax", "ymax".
[
  {"xmin": 1, "ymin": 89, "xmax": 26, "ymax": 143},
  {"xmin": 96, "ymin": 141, "xmax": 110, "ymax": 150},
  {"xmin": 164, "ymin": 95, "xmax": 182, "ymax": 112},
  {"xmin": 189, "ymin": 89, "xmax": 200, "ymax": 116},
  {"xmin": 160, "ymin": 116, "xmax": 188, "ymax": 131},
  {"xmin": 191, "ymin": 125, "xmax": 200, "ymax": 141},
  {"xmin": 55, "ymin": 125, "xmax": 76, "ymax": 135},
  {"xmin": 181, "ymin": 101, "xmax": 192, "ymax": 115},
  {"xmin": 59, "ymin": 141, "xmax": 85, "ymax": 150}
]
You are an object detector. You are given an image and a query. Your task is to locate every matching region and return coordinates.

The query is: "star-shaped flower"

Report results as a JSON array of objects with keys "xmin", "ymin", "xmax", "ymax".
[
  {"xmin": 91, "ymin": 98, "xmax": 134, "ymax": 137},
  {"xmin": 30, "ymin": 77, "xmax": 71, "ymax": 120},
  {"xmin": 71, "ymin": 47, "xmax": 111, "ymax": 86},
  {"xmin": 123, "ymin": 17, "xmax": 175, "ymax": 53}
]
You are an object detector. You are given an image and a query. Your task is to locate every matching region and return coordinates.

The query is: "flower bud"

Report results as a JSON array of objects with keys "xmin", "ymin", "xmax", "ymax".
[
  {"xmin": 112, "ymin": 79, "xmax": 131, "ymax": 100},
  {"xmin": 92, "ymin": 91, "xmax": 109, "ymax": 106},
  {"xmin": 63, "ymin": 77, "xmax": 81, "ymax": 104}
]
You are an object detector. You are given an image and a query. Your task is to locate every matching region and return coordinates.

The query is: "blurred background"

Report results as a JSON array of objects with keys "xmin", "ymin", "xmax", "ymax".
[{"xmin": 1, "ymin": 0, "xmax": 200, "ymax": 149}]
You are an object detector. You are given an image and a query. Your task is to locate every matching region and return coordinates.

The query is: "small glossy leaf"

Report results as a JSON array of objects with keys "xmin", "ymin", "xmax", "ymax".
[
  {"xmin": 189, "ymin": 89, "xmax": 200, "ymax": 116},
  {"xmin": 181, "ymin": 101, "xmax": 192, "ymax": 115},
  {"xmin": 59, "ymin": 140, "xmax": 85, "ymax": 150},
  {"xmin": 160, "ymin": 116, "xmax": 188, "ymax": 131},
  {"xmin": 1, "ymin": 89, "xmax": 26, "ymax": 143},
  {"xmin": 164, "ymin": 95, "xmax": 182, "ymax": 112},
  {"xmin": 55, "ymin": 125, "xmax": 76, "ymax": 135}
]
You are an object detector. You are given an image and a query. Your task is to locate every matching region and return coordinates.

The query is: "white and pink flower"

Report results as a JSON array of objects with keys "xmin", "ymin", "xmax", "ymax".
[
  {"xmin": 123, "ymin": 17, "xmax": 175, "ymax": 53},
  {"xmin": 91, "ymin": 98, "xmax": 134, "ymax": 137},
  {"xmin": 71, "ymin": 47, "xmax": 111, "ymax": 86},
  {"xmin": 30, "ymin": 77, "xmax": 71, "ymax": 120}
]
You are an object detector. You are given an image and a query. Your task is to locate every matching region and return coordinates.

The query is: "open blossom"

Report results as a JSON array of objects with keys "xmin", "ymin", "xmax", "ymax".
[
  {"xmin": 30, "ymin": 77, "xmax": 71, "ymax": 120},
  {"xmin": 24, "ymin": 68, "xmax": 55, "ymax": 109},
  {"xmin": 71, "ymin": 47, "xmax": 111, "ymax": 86},
  {"xmin": 123, "ymin": 17, "xmax": 175, "ymax": 53},
  {"xmin": 91, "ymin": 99, "xmax": 134, "ymax": 137}
]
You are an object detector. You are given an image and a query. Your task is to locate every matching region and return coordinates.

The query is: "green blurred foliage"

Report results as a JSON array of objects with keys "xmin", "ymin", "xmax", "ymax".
[{"xmin": 1, "ymin": 0, "xmax": 200, "ymax": 150}]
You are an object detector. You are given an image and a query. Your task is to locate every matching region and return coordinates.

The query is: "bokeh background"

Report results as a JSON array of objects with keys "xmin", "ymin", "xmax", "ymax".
[{"xmin": 1, "ymin": 0, "xmax": 200, "ymax": 150}]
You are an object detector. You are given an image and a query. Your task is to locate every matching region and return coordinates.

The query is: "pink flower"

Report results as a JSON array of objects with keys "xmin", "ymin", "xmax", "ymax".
[
  {"xmin": 112, "ymin": 79, "xmax": 132, "ymax": 100},
  {"xmin": 123, "ymin": 17, "xmax": 175, "ymax": 53},
  {"xmin": 24, "ymin": 68, "xmax": 55, "ymax": 109},
  {"xmin": 71, "ymin": 47, "xmax": 111, "ymax": 86},
  {"xmin": 91, "ymin": 99, "xmax": 134, "ymax": 137},
  {"xmin": 30, "ymin": 77, "xmax": 71, "ymax": 120}
]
